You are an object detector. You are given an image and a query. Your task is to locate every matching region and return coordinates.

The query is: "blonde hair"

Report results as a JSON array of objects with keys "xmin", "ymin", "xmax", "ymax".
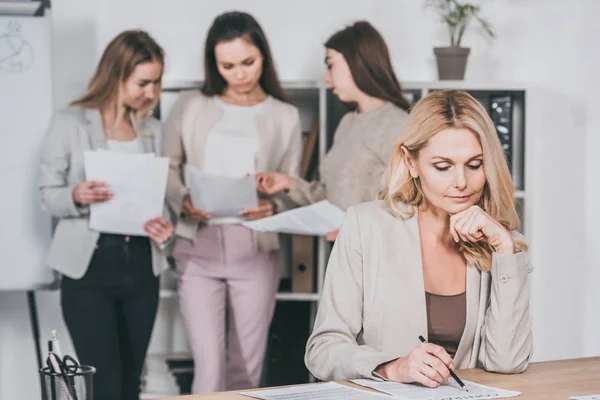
[
  {"xmin": 379, "ymin": 90, "xmax": 527, "ymax": 271},
  {"xmin": 71, "ymin": 30, "xmax": 164, "ymax": 130}
]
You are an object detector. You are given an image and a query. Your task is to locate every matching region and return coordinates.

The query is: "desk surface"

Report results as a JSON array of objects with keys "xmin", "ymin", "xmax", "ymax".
[{"xmin": 159, "ymin": 357, "xmax": 600, "ymax": 400}]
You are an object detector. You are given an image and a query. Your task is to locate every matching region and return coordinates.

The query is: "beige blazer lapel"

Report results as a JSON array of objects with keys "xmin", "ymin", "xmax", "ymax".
[
  {"xmin": 403, "ymin": 210, "xmax": 429, "ymax": 344},
  {"xmin": 84, "ymin": 109, "xmax": 107, "ymax": 150}
]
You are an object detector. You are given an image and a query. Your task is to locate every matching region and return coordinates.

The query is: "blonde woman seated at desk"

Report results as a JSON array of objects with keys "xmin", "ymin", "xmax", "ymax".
[{"xmin": 305, "ymin": 90, "xmax": 533, "ymax": 388}]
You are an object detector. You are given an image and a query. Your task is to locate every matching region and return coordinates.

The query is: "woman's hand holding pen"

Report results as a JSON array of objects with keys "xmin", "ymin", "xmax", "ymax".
[
  {"xmin": 181, "ymin": 195, "xmax": 212, "ymax": 222},
  {"xmin": 374, "ymin": 342, "xmax": 454, "ymax": 388},
  {"xmin": 72, "ymin": 180, "xmax": 111, "ymax": 205},
  {"xmin": 255, "ymin": 172, "xmax": 292, "ymax": 195},
  {"xmin": 449, "ymin": 205, "xmax": 515, "ymax": 254},
  {"xmin": 240, "ymin": 199, "xmax": 276, "ymax": 220},
  {"xmin": 144, "ymin": 217, "xmax": 174, "ymax": 244}
]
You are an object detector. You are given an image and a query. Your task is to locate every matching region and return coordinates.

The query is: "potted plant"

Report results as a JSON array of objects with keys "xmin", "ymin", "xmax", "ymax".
[{"xmin": 428, "ymin": 0, "xmax": 495, "ymax": 80}]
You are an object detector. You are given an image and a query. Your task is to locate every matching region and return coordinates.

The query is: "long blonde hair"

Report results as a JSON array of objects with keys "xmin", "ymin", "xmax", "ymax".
[
  {"xmin": 71, "ymin": 30, "xmax": 164, "ymax": 129},
  {"xmin": 379, "ymin": 90, "xmax": 527, "ymax": 271}
]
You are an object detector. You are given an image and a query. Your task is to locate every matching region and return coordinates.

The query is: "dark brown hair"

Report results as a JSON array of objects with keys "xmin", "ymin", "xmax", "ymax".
[
  {"xmin": 72, "ymin": 30, "xmax": 164, "ymax": 118},
  {"xmin": 201, "ymin": 11, "xmax": 286, "ymax": 102},
  {"xmin": 325, "ymin": 21, "xmax": 409, "ymax": 111}
]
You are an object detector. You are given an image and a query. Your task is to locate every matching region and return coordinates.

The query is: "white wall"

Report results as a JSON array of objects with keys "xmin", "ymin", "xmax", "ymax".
[
  {"xmin": 1, "ymin": 1, "xmax": 598, "ymax": 399},
  {"xmin": 583, "ymin": 0, "xmax": 600, "ymax": 357}
]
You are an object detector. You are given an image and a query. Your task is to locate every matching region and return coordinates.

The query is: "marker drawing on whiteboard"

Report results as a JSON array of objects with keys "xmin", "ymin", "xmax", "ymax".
[{"xmin": 0, "ymin": 20, "xmax": 34, "ymax": 73}]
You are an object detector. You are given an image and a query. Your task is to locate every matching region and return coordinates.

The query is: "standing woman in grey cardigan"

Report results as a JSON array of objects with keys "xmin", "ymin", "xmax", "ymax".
[
  {"xmin": 38, "ymin": 31, "xmax": 174, "ymax": 400},
  {"xmin": 256, "ymin": 21, "xmax": 410, "ymax": 242},
  {"xmin": 164, "ymin": 12, "xmax": 301, "ymax": 394}
]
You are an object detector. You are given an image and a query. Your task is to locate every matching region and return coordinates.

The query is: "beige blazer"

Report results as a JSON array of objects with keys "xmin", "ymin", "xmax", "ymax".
[
  {"xmin": 305, "ymin": 200, "xmax": 533, "ymax": 381},
  {"xmin": 164, "ymin": 91, "xmax": 301, "ymax": 252},
  {"xmin": 39, "ymin": 107, "xmax": 170, "ymax": 279}
]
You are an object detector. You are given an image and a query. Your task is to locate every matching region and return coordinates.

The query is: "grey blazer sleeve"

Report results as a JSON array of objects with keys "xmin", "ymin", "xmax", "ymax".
[
  {"xmin": 305, "ymin": 206, "xmax": 397, "ymax": 381},
  {"xmin": 163, "ymin": 97, "xmax": 189, "ymax": 218},
  {"xmin": 39, "ymin": 112, "xmax": 87, "ymax": 218},
  {"xmin": 285, "ymin": 177, "xmax": 326, "ymax": 207},
  {"xmin": 478, "ymin": 250, "xmax": 534, "ymax": 373}
]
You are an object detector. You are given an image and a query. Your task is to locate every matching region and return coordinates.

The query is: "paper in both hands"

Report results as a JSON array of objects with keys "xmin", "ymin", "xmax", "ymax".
[
  {"xmin": 83, "ymin": 150, "xmax": 169, "ymax": 236},
  {"xmin": 186, "ymin": 166, "xmax": 258, "ymax": 218},
  {"xmin": 351, "ymin": 378, "xmax": 521, "ymax": 400},
  {"xmin": 240, "ymin": 381, "xmax": 390, "ymax": 400},
  {"xmin": 242, "ymin": 200, "xmax": 345, "ymax": 236}
]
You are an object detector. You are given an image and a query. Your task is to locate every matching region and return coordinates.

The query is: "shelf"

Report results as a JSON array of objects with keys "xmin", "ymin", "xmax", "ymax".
[
  {"xmin": 275, "ymin": 292, "xmax": 320, "ymax": 301},
  {"xmin": 515, "ymin": 190, "xmax": 526, "ymax": 199},
  {"xmin": 160, "ymin": 289, "xmax": 320, "ymax": 302},
  {"xmin": 159, "ymin": 289, "xmax": 176, "ymax": 299},
  {"xmin": 162, "ymin": 80, "xmax": 529, "ymax": 94},
  {"xmin": 402, "ymin": 81, "xmax": 528, "ymax": 92},
  {"xmin": 162, "ymin": 80, "xmax": 321, "ymax": 91},
  {"xmin": 0, "ymin": 1, "xmax": 48, "ymax": 16}
]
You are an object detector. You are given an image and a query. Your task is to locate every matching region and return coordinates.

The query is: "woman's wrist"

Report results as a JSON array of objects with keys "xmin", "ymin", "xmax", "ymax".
[{"xmin": 494, "ymin": 234, "xmax": 515, "ymax": 255}]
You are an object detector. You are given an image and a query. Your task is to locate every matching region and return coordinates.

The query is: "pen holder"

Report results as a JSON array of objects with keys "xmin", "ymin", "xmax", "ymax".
[{"xmin": 40, "ymin": 365, "xmax": 96, "ymax": 400}]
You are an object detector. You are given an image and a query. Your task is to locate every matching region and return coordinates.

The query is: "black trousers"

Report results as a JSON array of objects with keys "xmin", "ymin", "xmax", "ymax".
[{"xmin": 61, "ymin": 234, "xmax": 159, "ymax": 400}]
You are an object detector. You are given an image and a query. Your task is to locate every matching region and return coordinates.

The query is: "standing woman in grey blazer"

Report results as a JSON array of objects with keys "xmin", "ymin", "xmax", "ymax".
[
  {"xmin": 164, "ymin": 12, "xmax": 301, "ymax": 394},
  {"xmin": 305, "ymin": 90, "xmax": 533, "ymax": 385},
  {"xmin": 256, "ymin": 21, "xmax": 410, "ymax": 242},
  {"xmin": 39, "ymin": 31, "xmax": 173, "ymax": 400}
]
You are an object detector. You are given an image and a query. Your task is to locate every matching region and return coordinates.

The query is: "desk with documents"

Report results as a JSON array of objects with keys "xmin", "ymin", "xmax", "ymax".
[{"xmin": 158, "ymin": 357, "xmax": 600, "ymax": 400}]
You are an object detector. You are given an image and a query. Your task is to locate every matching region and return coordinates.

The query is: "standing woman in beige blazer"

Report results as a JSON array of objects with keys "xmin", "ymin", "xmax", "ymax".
[
  {"xmin": 164, "ymin": 12, "xmax": 301, "ymax": 394},
  {"xmin": 256, "ymin": 21, "xmax": 410, "ymax": 242},
  {"xmin": 39, "ymin": 31, "xmax": 173, "ymax": 400},
  {"xmin": 305, "ymin": 90, "xmax": 533, "ymax": 385}
]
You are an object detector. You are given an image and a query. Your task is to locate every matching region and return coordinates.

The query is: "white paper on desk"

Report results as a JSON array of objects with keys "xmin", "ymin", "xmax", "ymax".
[
  {"xmin": 570, "ymin": 396, "xmax": 600, "ymax": 400},
  {"xmin": 84, "ymin": 150, "xmax": 169, "ymax": 236},
  {"xmin": 240, "ymin": 381, "xmax": 390, "ymax": 400},
  {"xmin": 352, "ymin": 378, "xmax": 521, "ymax": 400},
  {"xmin": 242, "ymin": 200, "xmax": 345, "ymax": 236},
  {"xmin": 186, "ymin": 166, "xmax": 258, "ymax": 218}
]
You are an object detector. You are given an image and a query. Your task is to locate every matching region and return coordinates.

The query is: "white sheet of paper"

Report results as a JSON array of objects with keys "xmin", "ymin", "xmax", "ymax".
[
  {"xmin": 240, "ymin": 381, "xmax": 390, "ymax": 400},
  {"xmin": 84, "ymin": 150, "xmax": 168, "ymax": 236},
  {"xmin": 352, "ymin": 378, "xmax": 521, "ymax": 400},
  {"xmin": 570, "ymin": 396, "xmax": 600, "ymax": 400},
  {"xmin": 242, "ymin": 200, "xmax": 345, "ymax": 236},
  {"xmin": 186, "ymin": 166, "xmax": 257, "ymax": 218}
]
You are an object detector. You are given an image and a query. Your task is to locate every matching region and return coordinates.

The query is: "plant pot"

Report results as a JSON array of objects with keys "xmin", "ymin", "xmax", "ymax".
[{"xmin": 433, "ymin": 47, "xmax": 471, "ymax": 80}]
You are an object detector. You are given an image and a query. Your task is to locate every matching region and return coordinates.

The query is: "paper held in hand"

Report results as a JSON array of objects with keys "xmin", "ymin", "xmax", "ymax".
[
  {"xmin": 83, "ymin": 150, "xmax": 168, "ymax": 236},
  {"xmin": 242, "ymin": 200, "xmax": 345, "ymax": 236},
  {"xmin": 186, "ymin": 166, "xmax": 258, "ymax": 218}
]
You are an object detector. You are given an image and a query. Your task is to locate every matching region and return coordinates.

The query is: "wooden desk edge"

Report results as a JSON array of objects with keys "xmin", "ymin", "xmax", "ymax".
[{"xmin": 158, "ymin": 357, "xmax": 600, "ymax": 400}]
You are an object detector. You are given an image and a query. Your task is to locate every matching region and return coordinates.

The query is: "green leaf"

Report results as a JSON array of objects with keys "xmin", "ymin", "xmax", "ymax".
[{"xmin": 427, "ymin": 0, "xmax": 495, "ymax": 44}]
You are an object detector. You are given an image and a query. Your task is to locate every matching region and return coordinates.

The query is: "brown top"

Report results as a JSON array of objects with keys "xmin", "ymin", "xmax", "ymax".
[{"xmin": 425, "ymin": 291, "xmax": 467, "ymax": 357}]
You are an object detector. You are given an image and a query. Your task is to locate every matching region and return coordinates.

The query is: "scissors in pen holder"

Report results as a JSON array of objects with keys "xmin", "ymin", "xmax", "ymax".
[{"xmin": 59, "ymin": 355, "xmax": 80, "ymax": 375}]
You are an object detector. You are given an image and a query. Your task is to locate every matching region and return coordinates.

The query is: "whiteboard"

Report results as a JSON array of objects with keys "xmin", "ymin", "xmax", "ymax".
[{"xmin": 0, "ymin": 16, "xmax": 54, "ymax": 290}]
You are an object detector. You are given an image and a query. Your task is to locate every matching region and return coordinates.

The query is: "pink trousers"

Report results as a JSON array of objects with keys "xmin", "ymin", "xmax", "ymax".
[{"xmin": 173, "ymin": 225, "xmax": 280, "ymax": 394}]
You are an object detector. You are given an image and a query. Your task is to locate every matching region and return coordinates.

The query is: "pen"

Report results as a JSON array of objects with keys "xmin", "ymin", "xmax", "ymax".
[
  {"xmin": 47, "ymin": 341, "xmax": 75, "ymax": 400},
  {"xmin": 51, "ymin": 329, "xmax": 63, "ymax": 360},
  {"xmin": 418, "ymin": 335, "xmax": 468, "ymax": 392}
]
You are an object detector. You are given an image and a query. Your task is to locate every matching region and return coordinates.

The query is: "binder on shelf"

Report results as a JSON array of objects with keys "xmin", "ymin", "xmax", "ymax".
[
  {"xmin": 290, "ymin": 119, "xmax": 319, "ymax": 294},
  {"xmin": 0, "ymin": 0, "xmax": 50, "ymax": 16}
]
